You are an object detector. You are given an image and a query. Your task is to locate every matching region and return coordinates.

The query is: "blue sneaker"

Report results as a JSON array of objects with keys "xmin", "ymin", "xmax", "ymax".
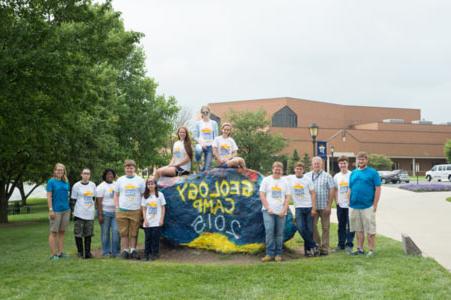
[{"xmin": 352, "ymin": 249, "xmax": 365, "ymax": 256}]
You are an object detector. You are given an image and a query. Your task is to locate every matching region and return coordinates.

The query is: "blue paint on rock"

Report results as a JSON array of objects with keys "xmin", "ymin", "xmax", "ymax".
[{"xmin": 158, "ymin": 168, "xmax": 296, "ymax": 248}]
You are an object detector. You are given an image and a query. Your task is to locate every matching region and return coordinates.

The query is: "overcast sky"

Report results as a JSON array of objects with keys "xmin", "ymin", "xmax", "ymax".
[{"xmin": 112, "ymin": 0, "xmax": 451, "ymax": 123}]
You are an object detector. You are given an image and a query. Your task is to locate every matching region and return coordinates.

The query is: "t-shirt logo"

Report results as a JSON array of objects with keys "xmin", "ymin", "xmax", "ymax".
[
  {"xmin": 83, "ymin": 191, "xmax": 94, "ymax": 206},
  {"xmin": 201, "ymin": 127, "xmax": 213, "ymax": 141},
  {"xmin": 107, "ymin": 188, "xmax": 114, "ymax": 197},
  {"xmin": 125, "ymin": 184, "xmax": 138, "ymax": 200},
  {"xmin": 339, "ymin": 181, "xmax": 349, "ymax": 193},
  {"xmin": 147, "ymin": 201, "xmax": 158, "ymax": 216},
  {"xmin": 219, "ymin": 143, "xmax": 231, "ymax": 157},
  {"xmin": 293, "ymin": 183, "xmax": 305, "ymax": 198},
  {"xmin": 174, "ymin": 146, "xmax": 183, "ymax": 158},
  {"xmin": 271, "ymin": 186, "xmax": 283, "ymax": 201}
]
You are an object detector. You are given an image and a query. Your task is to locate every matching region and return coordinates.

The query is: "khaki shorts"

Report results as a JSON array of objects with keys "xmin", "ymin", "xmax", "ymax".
[
  {"xmin": 350, "ymin": 207, "xmax": 376, "ymax": 235},
  {"xmin": 116, "ymin": 210, "xmax": 142, "ymax": 238},
  {"xmin": 49, "ymin": 210, "xmax": 71, "ymax": 232}
]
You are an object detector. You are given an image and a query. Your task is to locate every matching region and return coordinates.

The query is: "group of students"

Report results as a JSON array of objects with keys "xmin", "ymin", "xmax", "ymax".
[
  {"xmin": 46, "ymin": 106, "xmax": 245, "ymax": 260},
  {"xmin": 259, "ymin": 151, "xmax": 381, "ymax": 262},
  {"xmin": 46, "ymin": 106, "xmax": 381, "ymax": 262}
]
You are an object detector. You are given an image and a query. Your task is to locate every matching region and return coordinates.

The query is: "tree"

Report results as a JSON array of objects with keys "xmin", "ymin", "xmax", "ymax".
[
  {"xmin": 228, "ymin": 110, "xmax": 286, "ymax": 174},
  {"xmin": 445, "ymin": 140, "xmax": 451, "ymax": 163},
  {"xmin": 368, "ymin": 154, "xmax": 393, "ymax": 171},
  {"xmin": 302, "ymin": 153, "xmax": 311, "ymax": 172},
  {"xmin": 0, "ymin": 0, "xmax": 178, "ymax": 223},
  {"xmin": 287, "ymin": 149, "xmax": 301, "ymax": 174}
]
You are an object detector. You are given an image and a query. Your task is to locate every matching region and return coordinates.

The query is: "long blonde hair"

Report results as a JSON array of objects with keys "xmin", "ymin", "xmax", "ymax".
[{"xmin": 53, "ymin": 163, "xmax": 68, "ymax": 182}]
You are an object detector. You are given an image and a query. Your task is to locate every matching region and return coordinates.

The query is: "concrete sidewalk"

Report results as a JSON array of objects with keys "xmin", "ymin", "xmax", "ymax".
[{"xmin": 330, "ymin": 186, "xmax": 451, "ymax": 271}]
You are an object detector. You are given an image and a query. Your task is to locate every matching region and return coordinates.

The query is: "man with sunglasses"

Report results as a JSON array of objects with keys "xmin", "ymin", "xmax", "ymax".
[{"xmin": 193, "ymin": 106, "xmax": 219, "ymax": 171}]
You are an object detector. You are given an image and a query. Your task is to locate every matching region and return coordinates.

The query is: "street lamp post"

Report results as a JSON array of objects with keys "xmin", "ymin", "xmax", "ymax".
[
  {"xmin": 309, "ymin": 123, "xmax": 319, "ymax": 157},
  {"xmin": 330, "ymin": 145, "xmax": 335, "ymax": 174}
]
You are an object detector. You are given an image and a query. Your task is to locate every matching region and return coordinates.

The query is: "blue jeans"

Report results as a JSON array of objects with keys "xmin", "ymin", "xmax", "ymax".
[
  {"xmin": 295, "ymin": 207, "xmax": 317, "ymax": 252},
  {"xmin": 101, "ymin": 211, "xmax": 120, "ymax": 256},
  {"xmin": 336, "ymin": 206, "xmax": 355, "ymax": 249},
  {"xmin": 262, "ymin": 210, "xmax": 286, "ymax": 256},
  {"xmin": 197, "ymin": 145, "xmax": 213, "ymax": 171}
]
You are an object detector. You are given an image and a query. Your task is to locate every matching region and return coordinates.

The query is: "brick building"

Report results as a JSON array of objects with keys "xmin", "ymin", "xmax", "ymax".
[{"xmin": 208, "ymin": 97, "xmax": 450, "ymax": 175}]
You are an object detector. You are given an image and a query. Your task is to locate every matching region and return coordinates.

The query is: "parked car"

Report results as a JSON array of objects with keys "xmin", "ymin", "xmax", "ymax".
[
  {"xmin": 425, "ymin": 164, "xmax": 451, "ymax": 182},
  {"xmin": 378, "ymin": 170, "xmax": 410, "ymax": 184}
]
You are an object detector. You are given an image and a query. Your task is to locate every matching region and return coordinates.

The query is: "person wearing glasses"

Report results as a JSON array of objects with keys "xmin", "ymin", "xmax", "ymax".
[
  {"xmin": 141, "ymin": 177, "xmax": 166, "ymax": 261},
  {"xmin": 193, "ymin": 106, "xmax": 219, "ymax": 171},
  {"xmin": 71, "ymin": 168, "xmax": 97, "ymax": 259}
]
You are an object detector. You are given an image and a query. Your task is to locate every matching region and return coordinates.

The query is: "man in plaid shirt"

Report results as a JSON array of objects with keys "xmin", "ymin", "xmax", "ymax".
[{"xmin": 305, "ymin": 156, "xmax": 335, "ymax": 255}]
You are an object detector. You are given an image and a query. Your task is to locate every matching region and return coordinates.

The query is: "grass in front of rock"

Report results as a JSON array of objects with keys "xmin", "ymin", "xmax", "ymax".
[{"xmin": 1, "ymin": 198, "xmax": 451, "ymax": 299}]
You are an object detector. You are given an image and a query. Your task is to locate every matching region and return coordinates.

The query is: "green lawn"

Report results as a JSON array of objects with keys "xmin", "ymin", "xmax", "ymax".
[
  {"xmin": 1, "ymin": 199, "xmax": 451, "ymax": 299},
  {"xmin": 447, "ymin": 197, "xmax": 451, "ymax": 203}
]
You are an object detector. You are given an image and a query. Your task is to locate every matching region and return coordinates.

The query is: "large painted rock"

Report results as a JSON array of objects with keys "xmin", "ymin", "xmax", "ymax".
[{"xmin": 158, "ymin": 168, "xmax": 297, "ymax": 253}]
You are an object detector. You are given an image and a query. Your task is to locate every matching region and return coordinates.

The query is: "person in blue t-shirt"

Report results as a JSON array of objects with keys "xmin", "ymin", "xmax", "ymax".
[
  {"xmin": 349, "ymin": 152, "xmax": 381, "ymax": 257},
  {"xmin": 46, "ymin": 163, "xmax": 71, "ymax": 260}
]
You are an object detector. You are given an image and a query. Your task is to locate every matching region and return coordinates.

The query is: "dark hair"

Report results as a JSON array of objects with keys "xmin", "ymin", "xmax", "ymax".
[
  {"xmin": 102, "ymin": 169, "xmax": 117, "ymax": 181},
  {"xmin": 177, "ymin": 126, "xmax": 193, "ymax": 160},
  {"xmin": 144, "ymin": 177, "xmax": 159, "ymax": 199}
]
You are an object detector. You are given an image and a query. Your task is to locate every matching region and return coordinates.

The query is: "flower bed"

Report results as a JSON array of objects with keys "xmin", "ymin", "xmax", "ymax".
[{"xmin": 399, "ymin": 183, "xmax": 451, "ymax": 192}]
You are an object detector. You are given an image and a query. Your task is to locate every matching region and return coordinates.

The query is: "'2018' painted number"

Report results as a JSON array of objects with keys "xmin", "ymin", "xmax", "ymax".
[{"xmin": 191, "ymin": 214, "xmax": 241, "ymax": 239}]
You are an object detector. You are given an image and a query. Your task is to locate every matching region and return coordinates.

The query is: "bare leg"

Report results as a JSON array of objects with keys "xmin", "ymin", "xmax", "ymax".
[
  {"xmin": 367, "ymin": 234, "xmax": 376, "ymax": 251},
  {"xmin": 155, "ymin": 166, "xmax": 177, "ymax": 180},
  {"xmin": 57, "ymin": 231, "xmax": 65, "ymax": 255},
  {"xmin": 130, "ymin": 236, "xmax": 137, "ymax": 249},
  {"xmin": 121, "ymin": 237, "xmax": 129, "ymax": 252},
  {"xmin": 49, "ymin": 232, "xmax": 57, "ymax": 256},
  {"xmin": 356, "ymin": 231, "xmax": 364, "ymax": 250}
]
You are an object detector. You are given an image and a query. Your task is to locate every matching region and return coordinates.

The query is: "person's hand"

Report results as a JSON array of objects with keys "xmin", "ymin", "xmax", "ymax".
[
  {"xmin": 159, "ymin": 220, "xmax": 164, "ymax": 227},
  {"xmin": 144, "ymin": 220, "xmax": 149, "ymax": 227},
  {"xmin": 278, "ymin": 211, "xmax": 286, "ymax": 217},
  {"xmin": 49, "ymin": 211, "xmax": 55, "ymax": 220},
  {"xmin": 268, "ymin": 208, "xmax": 274, "ymax": 215},
  {"xmin": 98, "ymin": 215, "xmax": 104, "ymax": 225},
  {"xmin": 373, "ymin": 205, "xmax": 377, "ymax": 213},
  {"xmin": 311, "ymin": 209, "xmax": 317, "ymax": 217}
]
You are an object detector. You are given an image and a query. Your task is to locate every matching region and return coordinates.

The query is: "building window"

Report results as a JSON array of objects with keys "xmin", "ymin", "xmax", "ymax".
[
  {"xmin": 272, "ymin": 106, "xmax": 297, "ymax": 128},
  {"xmin": 210, "ymin": 113, "xmax": 221, "ymax": 126}
]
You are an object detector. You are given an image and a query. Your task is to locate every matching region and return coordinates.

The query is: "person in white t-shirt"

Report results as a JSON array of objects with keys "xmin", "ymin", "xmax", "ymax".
[
  {"xmin": 259, "ymin": 161, "xmax": 291, "ymax": 262},
  {"xmin": 193, "ymin": 106, "xmax": 219, "ymax": 171},
  {"xmin": 212, "ymin": 123, "xmax": 246, "ymax": 169},
  {"xmin": 71, "ymin": 168, "xmax": 97, "ymax": 259},
  {"xmin": 141, "ymin": 177, "xmax": 166, "ymax": 261},
  {"xmin": 333, "ymin": 155, "xmax": 355, "ymax": 254},
  {"xmin": 96, "ymin": 168, "xmax": 120, "ymax": 257},
  {"xmin": 287, "ymin": 161, "xmax": 318, "ymax": 257},
  {"xmin": 155, "ymin": 127, "xmax": 193, "ymax": 179},
  {"xmin": 114, "ymin": 160, "xmax": 145, "ymax": 260}
]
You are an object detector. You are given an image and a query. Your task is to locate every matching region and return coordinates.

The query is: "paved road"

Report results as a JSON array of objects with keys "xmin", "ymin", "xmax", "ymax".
[{"xmin": 331, "ymin": 185, "xmax": 451, "ymax": 271}]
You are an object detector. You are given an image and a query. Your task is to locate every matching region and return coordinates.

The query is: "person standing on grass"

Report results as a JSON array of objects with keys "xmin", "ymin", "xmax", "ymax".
[
  {"xmin": 155, "ymin": 127, "xmax": 193, "ymax": 180},
  {"xmin": 114, "ymin": 160, "xmax": 145, "ymax": 260},
  {"xmin": 141, "ymin": 177, "xmax": 166, "ymax": 261},
  {"xmin": 349, "ymin": 152, "xmax": 381, "ymax": 257},
  {"xmin": 259, "ymin": 161, "xmax": 291, "ymax": 262},
  {"xmin": 305, "ymin": 156, "xmax": 335, "ymax": 256},
  {"xmin": 333, "ymin": 155, "xmax": 355, "ymax": 254},
  {"xmin": 47, "ymin": 163, "xmax": 71, "ymax": 260},
  {"xmin": 212, "ymin": 122, "xmax": 246, "ymax": 169},
  {"xmin": 287, "ymin": 161, "xmax": 318, "ymax": 257},
  {"xmin": 193, "ymin": 106, "xmax": 219, "ymax": 172},
  {"xmin": 96, "ymin": 169, "xmax": 120, "ymax": 258},
  {"xmin": 71, "ymin": 168, "xmax": 97, "ymax": 259}
]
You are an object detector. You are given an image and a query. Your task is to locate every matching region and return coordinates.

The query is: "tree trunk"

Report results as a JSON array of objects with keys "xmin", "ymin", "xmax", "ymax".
[
  {"xmin": 0, "ymin": 180, "xmax": 9, "ymax": 223},
  {"xmin": 18, "ymin": 181, "xmax": 42, "ymax": 206}
]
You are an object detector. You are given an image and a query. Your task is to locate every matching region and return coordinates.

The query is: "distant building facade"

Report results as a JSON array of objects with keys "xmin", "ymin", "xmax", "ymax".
[{"xmin": 209, "ymin": 97, "xmax": 450, "ymax": 175}]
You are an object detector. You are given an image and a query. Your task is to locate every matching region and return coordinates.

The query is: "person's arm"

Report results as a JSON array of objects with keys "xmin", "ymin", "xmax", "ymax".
[
  {"xmin": 97, "ymin": 196, "xmax": 104, "ymax": 224},
  {"xmin": 193, "ymin": 122, "xmax": 200, "ymax": 143},
  {"xmin": 213, "ymin": 121, "xmax": 219, "ymax": 139},
  {"xmin": 212, "ymin": 145, "xmax": 222, "ymax": 163},
  {"xmin": 114, "ymin": 192, "xmax": 119, "ymax": 210},
  {"xmin": 142, "ymin": 205, "xmax": 148, "ymax": 227},
  {"xmin": 173, "ymin": 154, "xmax": 190, "ymax": 168},
  {"xmin": 311, "ymin": 190, "xmax": 317, "ymax": 217},
  {"xmin": 373, "ymin": 186, "xmax": 381, "ymax": 212},
  {"xmin": 47, "ymin": 191, "xmax": 55, "ymax": 220},
  {"xmin": 230, "ymin": 150, "xmax": 238, "ymax": 160},
  {"xmin": 160, "ymin": 205, "xmax": 166, "ymax": 226},
  {"xmin": 259, "ymin": 192, "xmax": 272, "ymax": 214},
  {"xmin": 280, "ymin": 194, "xmax": 290, "ymax": 217}
]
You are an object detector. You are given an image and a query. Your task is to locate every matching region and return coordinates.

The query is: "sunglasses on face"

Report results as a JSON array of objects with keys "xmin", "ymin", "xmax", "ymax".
[{"xmin": 201, "ymin": 111, "xmax": 209, "ymax": 114}]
